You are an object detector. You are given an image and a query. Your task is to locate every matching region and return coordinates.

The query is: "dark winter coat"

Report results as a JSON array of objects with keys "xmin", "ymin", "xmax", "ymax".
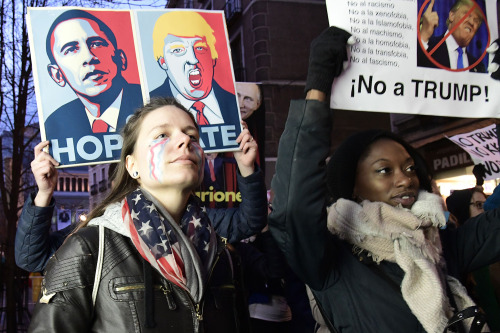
[{"xmin": 268, "ymin": 100, "xmax": 500, "ymax": 332}]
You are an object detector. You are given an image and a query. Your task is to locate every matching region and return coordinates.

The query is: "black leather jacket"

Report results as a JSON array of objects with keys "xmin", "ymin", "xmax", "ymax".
[{"xmin": 28, "ymin": 226, "xmax": 250, "ymax": 333}]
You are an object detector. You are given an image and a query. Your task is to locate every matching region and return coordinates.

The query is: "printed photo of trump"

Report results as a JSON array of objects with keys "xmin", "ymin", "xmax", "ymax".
[
  {"xmin": 135, "ymin": 10, "xmax": 241, "ymax": 153},
  {"xmin": 417, "ymin": 0, "xmax": 489, "ymax": 73}
]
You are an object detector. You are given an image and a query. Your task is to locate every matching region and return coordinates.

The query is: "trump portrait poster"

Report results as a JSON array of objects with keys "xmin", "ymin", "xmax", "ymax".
[{"xmin": 134, "ymin": 9, "xmax": 241, "ymax": 153}]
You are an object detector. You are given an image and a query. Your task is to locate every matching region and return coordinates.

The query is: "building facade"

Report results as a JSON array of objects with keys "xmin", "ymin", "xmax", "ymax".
[
  {"xmin": 88, "ymin": 163, "xmax": 116, "ymax": 211},
  {"xmin": 5, "ymin": 124, "xmax": 91, "ymax": 233},
  {"xmin": 51, "ymin": 166, "xmax": 90, "ymax": 231}
]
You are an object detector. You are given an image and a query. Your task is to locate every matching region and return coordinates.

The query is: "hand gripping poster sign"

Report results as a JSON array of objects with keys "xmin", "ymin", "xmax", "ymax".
[
  {"xmin": 134, "ymin": 9, "xmax": 242, "ymax": 154},
  {"xmin": 326, "ymin": 0, "xmax": 500, "ymax": 118},
  {"xmin": 28, "ymin": 8, "xmax": 242, "ymax": 167},
  {"xmin": 447, "ymin": 124, "xmax": 500, "ymax": 180}
]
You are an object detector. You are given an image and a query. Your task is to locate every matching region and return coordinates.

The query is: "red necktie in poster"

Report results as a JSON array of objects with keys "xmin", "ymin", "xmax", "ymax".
[
  {"xmin": 193, "ymin": 101, "xmax": 209, "ymax": 125},
  {"xmin": 92, "ymin": 119, "xmax": 109, "ymax": 133},
  {"xmin": 209, "ymin": 160, "xmax": 216, "ymax": 182}
]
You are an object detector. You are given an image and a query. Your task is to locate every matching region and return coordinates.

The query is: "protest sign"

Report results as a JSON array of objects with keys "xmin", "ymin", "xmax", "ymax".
[
  {"xmin": 447, "ymin": 123, "xmax": 500, "ymax": 180},
  {"xmin": 134, "ymin": 9, "xmax": 242, "ymax": 153},
  {"xmin": 27, "ymin": 8, "xmax": 242, "ymax": 167},
  {"xmin": 27, "ymin": 8, "xmax": 144, "ymax": 167},
  {"xmin": 326, "ymin": 0, "xmax": 499, "ymax": 118}
]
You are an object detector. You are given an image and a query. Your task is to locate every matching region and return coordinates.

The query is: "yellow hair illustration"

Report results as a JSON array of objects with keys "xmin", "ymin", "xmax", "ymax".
[{"xmin": 152, "ymin": 11, "xmax": 218, "ymax": 61}]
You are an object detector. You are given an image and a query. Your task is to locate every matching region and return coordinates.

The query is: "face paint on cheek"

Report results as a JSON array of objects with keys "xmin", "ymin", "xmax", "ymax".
[
  {"xmin": 192, "ymin": 142, "xmax": 205, "ymax": 180},
  {"xmin": 148, "ymin": 137, "xmax": 170, "ymax": 182}
]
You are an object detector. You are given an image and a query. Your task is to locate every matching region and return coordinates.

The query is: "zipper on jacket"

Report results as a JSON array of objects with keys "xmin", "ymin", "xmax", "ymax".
[
  {"xmin": 208, "ymin": 236, "xmax": 228, "ymax": 281},
  {"xmin": 189, "ymin": 237, "xmax": 228, "ymax": 332},
  {"xmin": 216, "ymin": 284, "xmax": 236, "ymax": 291},
  {"xmin": 195, "ymin": 303, "xmax": 203, "ymax": 321},
  {"xmin": 114, "ymin": 284, "xmax": 162, "ymax": 293},
  {"xmin": 194, "ymin": 237, "xmax": 228, "ymax": 329},
  {"xmin": 182, "ymin": 291, "xmax": 202, "ymax": 333},
  {"xmin": 158, "ymin": 280, "xmax": 203, "ymax": 332},
  {"xmin": 155, "ymin": 237, "xmax": 229, "ymax": 332},
  {"xmin": 160, "ymin": 280, "xmax": 177, "ymax": 310}
]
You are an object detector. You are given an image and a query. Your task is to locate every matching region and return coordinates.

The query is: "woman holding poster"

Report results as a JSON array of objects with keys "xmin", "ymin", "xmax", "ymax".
[
  {"xmin": 268, "ymin": 27, "xmax": 500, "ymax": 333},
  {"xmin": 28, "ymin": 97, "xmax": 267, "ymax": 332}
]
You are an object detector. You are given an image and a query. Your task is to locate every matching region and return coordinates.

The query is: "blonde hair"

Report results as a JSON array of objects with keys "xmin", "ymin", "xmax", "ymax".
[
  {"xmin": 446, "ymin": 0, "xmax": 483, "ymax": 27},
  {"xmin": 152, "ymin": 11, "xmax": 218, "ymax": 61}
]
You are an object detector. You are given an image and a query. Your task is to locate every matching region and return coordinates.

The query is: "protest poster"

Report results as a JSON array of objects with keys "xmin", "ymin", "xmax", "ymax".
[
  {"xmin": 195, "ymin": 82, "xmax": 265, "ymax": 208},
  {"xmin": 27, "ymin": 8, "xmax": 145, "ymax": 167},
  {"xmin": 28, "ymin": 8, "xmax": 242, "ymax": 167},
  {"xmin": 133, "ymin": 9, "xmax": 242, "ymax": 153},
  {"xmin": 326, "ymin": 0, "xmax": 499, "ymax": 118},
  {"xmin": 447, "ymin": 123, "xmax": 500, "ymax": 179},
  {"xmin": 57, "ymin": 208, "xmax": 72, "ymax": 230}
]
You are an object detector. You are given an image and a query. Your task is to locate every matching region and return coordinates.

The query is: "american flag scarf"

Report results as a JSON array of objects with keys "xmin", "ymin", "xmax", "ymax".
[{"xmin": 122, "ymin": 188, "xmax": 215, "ymax": 292}]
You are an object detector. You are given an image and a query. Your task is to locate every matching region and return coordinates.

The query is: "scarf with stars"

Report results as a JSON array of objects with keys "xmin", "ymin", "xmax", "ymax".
[{"xmin": 122, "ymin": 188, "xmax": 217, "ymax": 302}]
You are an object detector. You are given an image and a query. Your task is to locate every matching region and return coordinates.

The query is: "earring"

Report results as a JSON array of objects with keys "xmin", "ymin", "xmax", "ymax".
[
  {"xmin": 353, "ymin": 194, "xmax": 364, "ymax": 203},
  {"xmin": 132, "ymin": 171, "xmax": 139, "ymax": 179}
]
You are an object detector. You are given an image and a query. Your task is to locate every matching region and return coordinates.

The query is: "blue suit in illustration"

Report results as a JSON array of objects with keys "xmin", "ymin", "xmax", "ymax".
[
  {"xmin": 417, "ymin": 35, "xmax": 487, "ymax": 73},
  {"xmin": 150, "ymin": 80, "xmax": 240, "ymax": 126},
  {"xmin": 44, "ymin": 82, "xmax": 143, "ymax": 165},
  {"xmin": 150, "ymin": 80, "xmax": 240, "ymax": 151},
  {"xmin": 44, "ymin": 82, "xmax": 142, "ymax": 139}
]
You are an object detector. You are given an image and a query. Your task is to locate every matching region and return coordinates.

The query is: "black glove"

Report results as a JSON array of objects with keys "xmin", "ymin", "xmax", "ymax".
[
  {"xmin": 487, "ymin": 39, "xmax": 500, "ymax": 81},
  {"xmin": 472, "ymin": 163, "xmax": 486, "ymax": 186},
  {"xmin": 305, "ymin": 27, "xmax": 352, "ymax": 94}
]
